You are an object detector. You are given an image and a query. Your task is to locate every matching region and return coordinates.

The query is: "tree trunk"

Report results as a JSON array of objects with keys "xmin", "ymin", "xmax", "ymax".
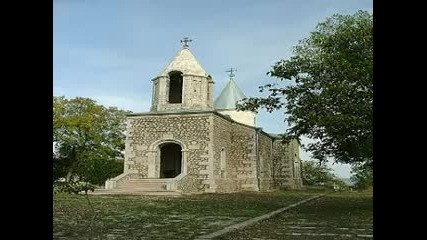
[
  {"xmin": 65, "ymin": 148, "xmax": 76, "ymax": 182},
  {"xmin": 65, "ymin": 167, "xmax": 73, "ymax": 182}
]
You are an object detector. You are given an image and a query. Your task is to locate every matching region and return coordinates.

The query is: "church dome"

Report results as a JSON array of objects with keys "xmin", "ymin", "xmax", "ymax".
[{"xmin": 214, "ymin": 78, "xmax": 246, "ymax": 110}]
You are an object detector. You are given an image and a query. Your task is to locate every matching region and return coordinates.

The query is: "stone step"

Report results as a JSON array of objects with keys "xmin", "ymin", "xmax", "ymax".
[
  {"xmin": 115, "ymin": 178, "xmax": 169, "ymax": 191},
  {"xmin": 118, "ymin": 182, "xmax": 167, "ymax": 185},
  {"xmin": 121, "ymin": 181, "xmax": 170, "ymax": 185},
  {"xmin": 117, "ymin": 187, "xmax": 166, "ymax": 190},
  {"xmin": 117, "ymin": 182, "xmax": 166, "ymax": 187},
  {"xmin": 106, "ymin": 188, "xmax": 166, "ymax": 191},
  {"xmin": 120, "ymin": 183, "xmax": 168, "ymax": 186},
  {"xmin": 116, "ymin": 187, "xmax": 167, "ymax": 191},
  {"xmin": 125, "ymin": 178, "xmax": 171, "ymax": 182},
  {"xmin": 90, "ymin": 189, "xmax": 181, "ymax": 196},
  {"xmin": 117, "ymin": 184, "xmax": 166, "ymax": 188}
]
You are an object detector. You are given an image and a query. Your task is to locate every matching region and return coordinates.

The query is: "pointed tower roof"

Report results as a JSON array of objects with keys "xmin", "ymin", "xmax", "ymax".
[
  {"xmin": 214, "ymin": 75, "xmax": 246, "ymax": 110},
  {"xmin": 158, "ymin": 41, "xmax": 208, "ymax": 77}
]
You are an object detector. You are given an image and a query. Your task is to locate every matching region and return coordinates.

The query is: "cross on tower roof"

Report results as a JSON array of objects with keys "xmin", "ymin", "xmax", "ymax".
[
  {"xmin": 181, "ymin": 37, "xmax": 192, "ymax": 48},
  {"xmin": 226, "ymin": 68, "xmax": 236, "ymax": 79}
]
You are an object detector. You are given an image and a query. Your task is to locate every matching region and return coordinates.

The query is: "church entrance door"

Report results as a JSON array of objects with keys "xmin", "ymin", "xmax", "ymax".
[{"xmin": 160, "ymin": 143, "xmax": 182, "ymax": 178}]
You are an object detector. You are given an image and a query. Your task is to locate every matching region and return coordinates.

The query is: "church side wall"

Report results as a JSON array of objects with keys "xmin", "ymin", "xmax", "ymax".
[
  {"xmin": 211, "ymin": 115, "xmax": 234, "ymax": 192},
  {"xmin": 258, "ymin": 132, "xmax": 275, "ymax": 191},
  {"xmin": 124, "ymin": 113, "xmax": 213, "ymax": 193},
  {"xmin": 212, "ymin": 115, "xmax": 258, "ymax": 192},
  {"xmin": 289, "ymin": 139, "xmax": 303, "ymax": 188},
  {"xmin": 272, "ymin": 139, "xmax": 302, "ymax": 189}
]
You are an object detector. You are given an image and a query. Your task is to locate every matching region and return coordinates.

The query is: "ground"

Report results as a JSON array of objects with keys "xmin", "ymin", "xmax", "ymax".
[
  {"xmin": 215, "ymin": 191, "xmax": 373, "ymax": 240},
  {"xmin": 53, "ymin": 190, "xmax": 372, "ymax": 239}
]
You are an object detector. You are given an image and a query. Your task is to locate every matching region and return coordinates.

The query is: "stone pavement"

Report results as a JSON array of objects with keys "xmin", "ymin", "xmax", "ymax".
[
  {"xmin": 195, "ymin": 195, "xmax": 323, "ymax": 240},
  {"xmin": 209, "ymin": 194, "xmax": 373, "ymax": 240}
]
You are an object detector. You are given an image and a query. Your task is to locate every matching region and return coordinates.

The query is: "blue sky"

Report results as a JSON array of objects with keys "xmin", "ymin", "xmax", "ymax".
[{"xmin": 53, "ymin": 0, "xmax": 373, "ymax": 178}]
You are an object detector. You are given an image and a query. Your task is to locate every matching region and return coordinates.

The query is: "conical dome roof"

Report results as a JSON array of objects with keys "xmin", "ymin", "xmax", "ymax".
[
  {"xmin": 214, "ymin": 78, "xmax": 246, "ymax": 110},
  {"xmin": 158, "ymin": 48, "xmax": 208, "ymax": 77}
]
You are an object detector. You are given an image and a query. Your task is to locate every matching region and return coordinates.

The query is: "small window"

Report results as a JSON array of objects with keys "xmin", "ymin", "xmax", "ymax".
[
  {"xmin": 220, "ymin": 148, "xmax": 226, "ymax": 170},
  {"xmin": 220, "ymin": 148, "xmax": 226, "ymax": 175}
]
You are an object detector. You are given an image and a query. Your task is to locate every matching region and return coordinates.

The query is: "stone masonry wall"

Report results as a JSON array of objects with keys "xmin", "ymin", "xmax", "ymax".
[
  {"xmin": 125, "ymin": 113, "xmax": 212, "ymax": 192},
  {"xmin": 272, "ymin": 139, "xmax": 299, "ymax": 189},
  {"xmin": 212, "ymin": 115, "xmax": 258, "ymax": 192},
  {"xmin": 211, "ymin": 113, "xmax": 300, "ymax": 192},
  {"xmin": 182, "ymin": 75, "xmax": 210, "ymax": 110},
  {"xmin": 231, "ymin": 121, "xmax": 258, "ymax": 191},
  {"xmin": 288, "ymin": 139, "xmax": 303, "ymax": 188},
  {"xmin": 177, "ymin": 175, "xmax": 205, "ymax": 193},
  {"xmin": 151, "ymin": 75, "xmax": 213, "ymax": 112},
  {"xmin": 211, "ymin": 115, "xmax": 235, "ymax": 192},
  {"xmin": 258, "ymin": 132, "xmax": 274, "ymax": 191},
  {"xmin": 123, "ymin": 111, "xmax": 301, "ymax": 193}
]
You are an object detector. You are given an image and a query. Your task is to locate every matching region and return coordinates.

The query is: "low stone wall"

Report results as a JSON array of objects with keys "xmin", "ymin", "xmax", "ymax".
[
  {"xmin": 177, "ymin": 175, "xmax": 206, "ymax": 193},
  {"xmin": 213, "ymin": 177, "xmax": 258, "ymax": 192}
]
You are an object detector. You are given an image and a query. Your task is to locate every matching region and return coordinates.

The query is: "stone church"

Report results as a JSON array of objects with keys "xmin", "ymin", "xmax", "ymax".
[{"xmin": 105, "ymin": 39, "xmax": 302, "ymax": 193}]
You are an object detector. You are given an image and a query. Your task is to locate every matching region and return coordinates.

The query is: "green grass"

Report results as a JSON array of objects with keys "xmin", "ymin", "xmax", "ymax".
[
  {"xmin": 53, "ymin": 190, "xmax": 317, "ymax": 239},
  {"xmin": 216, "ymin": 190, "xmax": 373, "ymax": 240}
]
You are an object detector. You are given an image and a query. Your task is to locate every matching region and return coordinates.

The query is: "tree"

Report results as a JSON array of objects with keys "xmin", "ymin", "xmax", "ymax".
[
  {"xmin": 53, "ymin": 96, "xmax": 131, "ymax": 185},
  {"xmin": 350, "ymin": 160, "xmax": 373, "ymax": 190},
  {"xmin": 237, "ymin": 11, "xmax": 373, "ymax": 167},
  {"xmin": 53, "ymin": 153, "xmax": 66, "ymax": 183},
  {"xmin": 302, "ymin": 160, "xmax": 334, "ymax": 186},
  {"xmin": 302, "ymin": 160, "xmax": 347, "ymax": 190}
]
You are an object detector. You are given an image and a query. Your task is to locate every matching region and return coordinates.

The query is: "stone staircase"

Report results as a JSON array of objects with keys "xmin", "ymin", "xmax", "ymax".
[{"xmin": 91, "ymin": 178, "xmax": 181, "ymax": 196}]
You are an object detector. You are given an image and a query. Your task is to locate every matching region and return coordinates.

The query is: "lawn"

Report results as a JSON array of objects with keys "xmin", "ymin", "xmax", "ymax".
[
  {"xmin": 215, "ymin": 190, "xmax": 373, "ymax": 240},
  {"xmin": 53, "ymin": 190, "xmax": 318, "ymax": 239}
]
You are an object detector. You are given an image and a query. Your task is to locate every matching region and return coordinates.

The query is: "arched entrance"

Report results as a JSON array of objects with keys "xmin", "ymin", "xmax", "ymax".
[{"xmin": 160, "ymin": 143, "xmax": 182, "ymax": 178}]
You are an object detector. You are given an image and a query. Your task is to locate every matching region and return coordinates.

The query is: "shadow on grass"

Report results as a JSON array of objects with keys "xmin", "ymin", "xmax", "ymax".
[
  {"xmin": 53, "ymin": 190, "xmax": 319, "ymax": 239},
  {"xmin": 215, "ymin": 191, "xmax": 373, "ymax": 240}
]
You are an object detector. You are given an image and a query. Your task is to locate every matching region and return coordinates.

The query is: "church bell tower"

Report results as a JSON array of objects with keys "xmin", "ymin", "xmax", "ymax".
[{"xmin": 150, "ymin": 38, "xmax": 215, "ymax": 112}]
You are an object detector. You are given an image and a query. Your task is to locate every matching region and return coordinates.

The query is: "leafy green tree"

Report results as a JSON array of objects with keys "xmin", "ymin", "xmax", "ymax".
[
  {"xmin": 237, "ymin": 11, "xmax": 373, "ymax": 167},
  {"xmin": 53, "ymin": 96, "xmax": 130, "ymax": 185},
  {"xmin": 302, "ymin": 160, "xmax": 335, "ymax": 186},
  {"xmin": 53, "ymin": 153, "xmax": 66, "ymax": 183},
  {"xmin": 351, "ymin": 160, "xmax": 373, "ymax": 190},
  {"xmin": 302, "ymin": 160, "xmax": 347, "ymax": 190}
]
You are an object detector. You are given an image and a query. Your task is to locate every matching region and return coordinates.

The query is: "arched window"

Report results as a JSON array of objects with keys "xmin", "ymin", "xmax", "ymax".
[{"xmin": 168, "ymin": 71, "xmax": 183, "ymax": 103}]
